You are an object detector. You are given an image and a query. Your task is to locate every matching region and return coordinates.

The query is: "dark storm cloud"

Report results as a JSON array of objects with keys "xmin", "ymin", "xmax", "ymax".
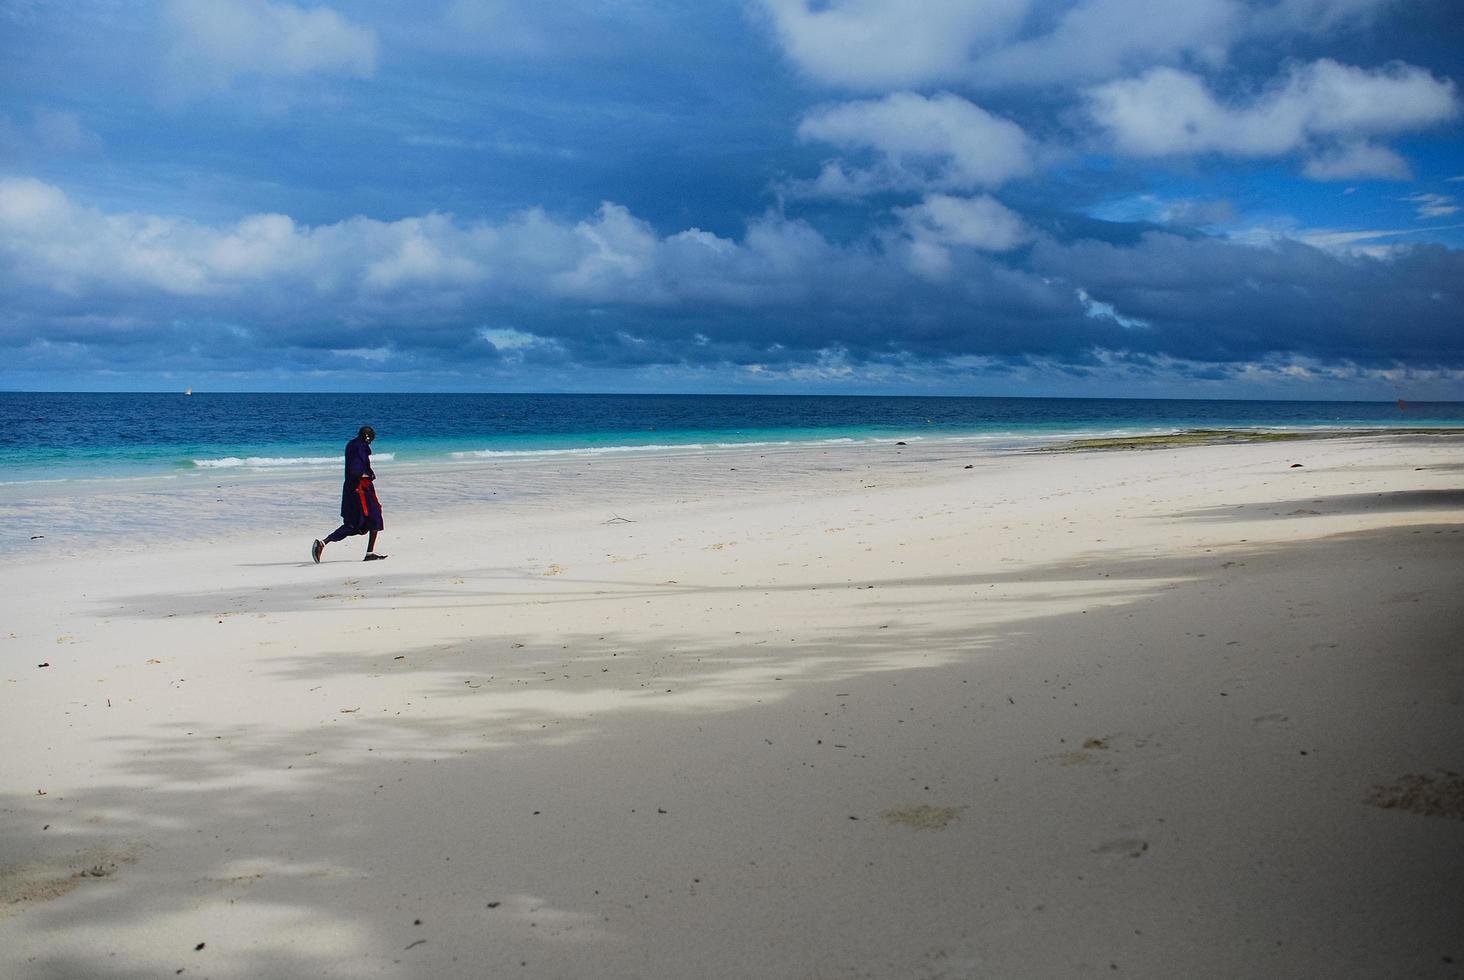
[{"xmin": 1030, "ymin": 232, "xmax": 1464, "ymax": 365}]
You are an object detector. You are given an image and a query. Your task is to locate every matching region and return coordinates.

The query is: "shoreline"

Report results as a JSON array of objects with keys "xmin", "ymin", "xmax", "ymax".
[
  {"xmin": 5, "ymin": 419, "xmax": 1462, "ymax": 488},
  {"xmin": 5, "ymin": 428, "xmax": 1464, "ymax": 557},
  {"xmin": 2, "ymin": 434, "xmax": 1462, "ymax": 977}
]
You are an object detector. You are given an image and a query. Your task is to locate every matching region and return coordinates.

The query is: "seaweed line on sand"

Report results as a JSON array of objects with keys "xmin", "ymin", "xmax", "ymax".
[
  {"xmin": 1034, "ymin": 428, "xmax": 1464, "ymax": 454},
  {"xmin": 1366, "ymin": 771, "xmax": 1464, "ymax": 821}
]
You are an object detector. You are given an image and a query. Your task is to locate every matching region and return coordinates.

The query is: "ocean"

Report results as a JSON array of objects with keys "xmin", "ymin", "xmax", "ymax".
[{"xmin": 3, "ymin": 391, "xmax": 1462, "ymax": 486}]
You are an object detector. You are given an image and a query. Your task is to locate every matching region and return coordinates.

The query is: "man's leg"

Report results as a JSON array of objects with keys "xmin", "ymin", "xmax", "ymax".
[
  {"xmin": 362, "ymin": 530, "xmax": 388, "ymax": 560},
  {"xmin": 314, "ymin": 524, "xmax": 357, "ymax": 562}
]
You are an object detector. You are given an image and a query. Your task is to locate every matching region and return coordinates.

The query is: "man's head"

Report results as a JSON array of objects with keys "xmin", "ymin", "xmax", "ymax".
[{"xmin": 358, "ymin": 425, "xmax": 376, "ymax": 444}]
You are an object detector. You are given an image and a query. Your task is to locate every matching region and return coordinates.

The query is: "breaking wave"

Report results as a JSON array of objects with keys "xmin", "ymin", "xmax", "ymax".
[
  {"xmin": 448, "ymin": 438, "xmax": 859, "ymax": 459},
  {"xmin": 192, "ymin": 453, "xmax": 396, "ymax": 469}
]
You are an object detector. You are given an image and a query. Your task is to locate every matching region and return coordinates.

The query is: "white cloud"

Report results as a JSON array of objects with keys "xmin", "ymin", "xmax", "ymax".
[
  {"xmin": 894, "ymin": 193, "xmax": 1030, "ymax": 277},
  {"xmin": 1294, "ymin": 226, "xmax": 1421, "ymax": 257},
  {"xmin": 1087, "ymin": 59, "xmax": 1457, "ymax": 175},
  {"xmin": 756, "ymin": 0, "xmax": 1401, "ymax": 91},
  {"xmin": 797, "ymin": 92, "xmax": 1032, "ymax": 194},
  {"xmin": 0, "ymin": 176, "xmax": 70, "ymax": 225},
  {"xmin": 1301, "ymin": 140, "xmax": 1411, "ymax": 180},
  {"xmin": 968, "ymin": 0, "xmax": 1235, "ymax": 87},
  {"xmin": 1156, "ymin": 198, "xmax": 1238, "ymax": 227},
  {"xmin": 552, "ymin": 203, "xmax": 664, "ymax": 300},
  {"xmin": 1088, "ymin": 193, "xmax": 1238, "ymax": 227},
  {"xmin": 1077, "ymin": 287, "xmax": 1150, "ymax": 328},
  {"xmin": 479, "ymin": 327, "xmax": 543, "ymax": 351},
  {"xmin": 1221, "ymin": 218, "xmax": 1464, "ymax": 257},
  {"xmin": 757, "ymin": 0, "xmax": 1237, "ymax": 89},
  {"xmin": 899, "ymin": 194, "xmax": 1029, "ymax": 250},
  {"xmin": 361, "ymin": 214, "xmax": 484, "ymax": 291},
  {"xmin": 328, "ymin": 346, "xmax": 391, "ymax": 362},
  {"xmin": 756, "ymin": 0, "xmax": 1028, "ymax": 90},
  {"xmin": 163, "ymin": 0, "xmax": 377, "ymax": 91},
  {"xmin": 779, "ymin": 346, "xmax": 859, "ymax": 382},
  {"xmin": 0, "ymin": 177, "xmax": 218, "ymax": 294},
  {"xmin": 1405, "ymin": 193, "xmax": 1461, "ymax": 219},
  {"xmin": 785, "ymin": 160, "xmax": 887, "ymax": 200},
  {"xmin": 1293, "ymin": 60, "xmax": 1458, "ymax": 134}
]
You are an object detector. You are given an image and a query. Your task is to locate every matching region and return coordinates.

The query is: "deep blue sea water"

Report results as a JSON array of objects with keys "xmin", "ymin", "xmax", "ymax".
[{"xmin": 3, "ymin": 392, "xmax": 1462, "ymax": 485}]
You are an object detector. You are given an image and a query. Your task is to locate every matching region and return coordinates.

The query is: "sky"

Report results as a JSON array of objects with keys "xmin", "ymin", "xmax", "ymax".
[{"xmin": 1, "ymin": 0, "xmax": 1462, "ymax": 398}]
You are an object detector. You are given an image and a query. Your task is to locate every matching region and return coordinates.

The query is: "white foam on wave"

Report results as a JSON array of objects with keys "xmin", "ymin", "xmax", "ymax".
[
  {"xmin": 0, "ymin": 472, "xmax": 184, "ymax": 487},
  {"xmin": 701, "ymin": 437, "xmax": 858, "ymax": 450},
  {"xmin": 0, "ymin": 476, "xmax": 72, "ymax": 486},
  {"xmin": 451, "ymin": 443, "xmax": 709, "ymax": 459},
  {"xmin": 192, "ymin": 453, "xmax": 396, "ymax": 469},
  {"xmin": 448, "ymin": 437, "xmax": 869, "ymax": 460}
]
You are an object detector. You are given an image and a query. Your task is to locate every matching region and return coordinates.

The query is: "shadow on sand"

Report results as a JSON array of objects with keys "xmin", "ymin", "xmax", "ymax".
[{"xmin": 5, "ymin": 520, "xmax": 1463, "ymax": 979}]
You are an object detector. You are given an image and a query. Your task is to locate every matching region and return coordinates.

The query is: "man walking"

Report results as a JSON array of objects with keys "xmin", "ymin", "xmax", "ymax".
[{"xmin": 312, "ymin": 425, "xmax": 386, "ymax": 562}]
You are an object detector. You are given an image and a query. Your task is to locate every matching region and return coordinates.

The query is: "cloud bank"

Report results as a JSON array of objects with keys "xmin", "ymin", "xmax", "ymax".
[{"xmin": 4, "ymin": 177, "xmax": 1460, "ymax": 388}]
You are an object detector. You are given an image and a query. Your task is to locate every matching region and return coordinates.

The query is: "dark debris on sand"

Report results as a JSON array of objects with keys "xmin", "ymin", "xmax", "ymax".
[{"xmin": 1366, "ymin": 771, "xmax": 1464, "ymax": 820}]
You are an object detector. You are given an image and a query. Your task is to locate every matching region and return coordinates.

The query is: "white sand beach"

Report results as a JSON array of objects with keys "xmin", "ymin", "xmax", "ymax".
[{"xmin": 2, "ymin": 434, "xmax": 1462, "ymax": 978}]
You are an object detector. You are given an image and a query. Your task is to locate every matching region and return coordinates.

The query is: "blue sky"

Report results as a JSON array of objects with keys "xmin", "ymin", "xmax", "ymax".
[{"xmin": 1, "ymin": 0, "xmax": 1461, "ymax": 397}]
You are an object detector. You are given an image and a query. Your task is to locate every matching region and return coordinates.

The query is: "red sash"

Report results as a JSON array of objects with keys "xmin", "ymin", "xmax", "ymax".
[{"xmin": 356, "ymin": 477, "xmax": 373, "ymax": 518}]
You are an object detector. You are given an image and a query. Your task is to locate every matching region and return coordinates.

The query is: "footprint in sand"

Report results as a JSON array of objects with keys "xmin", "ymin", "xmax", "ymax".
[
  {"xmin": 1093, "ymin": 837, "xmax": 1149, "ymax": 860},
  {"xmin": 1048, "ymin": 736, "xmax": 1114, "ymax": 767},
  {"xmin": 0, "ymin": 843, "xmax": 139, "ymax": 912},
  {"xmin": 881, "ymin": 804, "xmax": 967, "ymax": 830}
]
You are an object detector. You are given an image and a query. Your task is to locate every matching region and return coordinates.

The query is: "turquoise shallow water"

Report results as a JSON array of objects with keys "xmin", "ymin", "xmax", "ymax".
[{"xmin": 3, "ymin": 391, "xmax": 1462, "ymax": 485}]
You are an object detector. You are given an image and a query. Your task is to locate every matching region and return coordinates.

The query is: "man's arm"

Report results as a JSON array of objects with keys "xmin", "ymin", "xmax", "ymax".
[{"xmin": 345, "ymin": 440, "xmax": 371, "ymax": 481}]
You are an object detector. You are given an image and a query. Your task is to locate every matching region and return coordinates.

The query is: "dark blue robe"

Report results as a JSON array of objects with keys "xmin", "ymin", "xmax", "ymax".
[{"xmin": 338, "ymin": 436, "xmax": 384, "ymax": 532}]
